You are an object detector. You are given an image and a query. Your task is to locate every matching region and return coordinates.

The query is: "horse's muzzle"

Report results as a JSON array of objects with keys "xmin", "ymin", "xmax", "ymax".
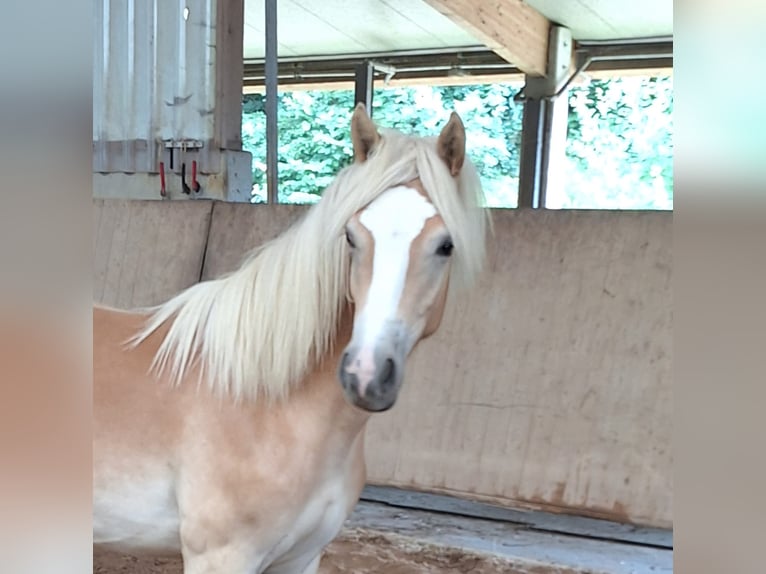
[{"xmin": 338, "ymin": 346, "xmax": 403, "ymax": 412}]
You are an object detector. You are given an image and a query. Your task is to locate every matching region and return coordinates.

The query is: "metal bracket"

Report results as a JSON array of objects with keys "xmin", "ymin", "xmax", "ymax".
[
  {"xmin": 516, "ymin": 25, "xmax": 574, "ymax": 210},
  {"xmin": 516, "ymin": 55, "xmax": 592, "ymax": 104},
  {"xmin": 163, "ymin": 139, "xmax": 204, "ymax": 150},
  {"xmin": 369, "ymin": 60, "xmax": 397, "ymax": 84},
  {"xmin": 514, "ymin": 26, "xmax": 575, "ymax": 103}
]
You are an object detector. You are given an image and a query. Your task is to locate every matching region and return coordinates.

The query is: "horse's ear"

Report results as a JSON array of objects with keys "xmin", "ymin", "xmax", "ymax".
[
  {"xmin": 351, "ymin": 103, "xmax": 381, "ymax": 163},
  {"xmin": 437, "ymin": 112, "xmax": 466, "ymax": 177}
]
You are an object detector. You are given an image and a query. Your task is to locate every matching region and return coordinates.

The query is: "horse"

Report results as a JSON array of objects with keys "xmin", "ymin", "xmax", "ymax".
[{"xmin": 93, "ymin": 103, "xmax": 489, "ymax": 574}]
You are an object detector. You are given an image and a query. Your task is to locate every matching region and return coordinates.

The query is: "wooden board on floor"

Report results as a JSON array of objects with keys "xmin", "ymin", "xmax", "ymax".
[
  {"xmin": 361, "ymin": 485, "xmax": 672, "ymax": 548},
  {"xmin": 93, "ymin": 199, "xmax": 212, "ymax": 308}
]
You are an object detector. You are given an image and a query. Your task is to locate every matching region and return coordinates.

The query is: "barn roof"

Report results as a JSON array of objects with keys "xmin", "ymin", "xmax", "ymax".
[{"xmin": 243, "ymin": 0, "xmax": 673, "ymax": 60}]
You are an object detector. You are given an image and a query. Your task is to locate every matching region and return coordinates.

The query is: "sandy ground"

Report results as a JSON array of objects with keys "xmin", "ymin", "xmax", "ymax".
[{"xmin": 93, "ymin": 529, "xmax": 533, "ymax": 574}]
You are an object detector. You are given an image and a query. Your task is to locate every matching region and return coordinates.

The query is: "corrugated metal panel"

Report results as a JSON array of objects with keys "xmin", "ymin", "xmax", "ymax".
[{"xmin": 94, "ymin": 0, "xmax": 218, "ymax": 174}]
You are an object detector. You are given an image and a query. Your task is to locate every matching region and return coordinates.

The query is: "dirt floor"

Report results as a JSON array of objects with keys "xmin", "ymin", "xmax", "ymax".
[
  {"xmin": 92, "ymin": 497, "xmax": 672, "ymax": 574},
  {"xmin": 94, "ymin": 529, "xmax": 529, "ymax": 574}
]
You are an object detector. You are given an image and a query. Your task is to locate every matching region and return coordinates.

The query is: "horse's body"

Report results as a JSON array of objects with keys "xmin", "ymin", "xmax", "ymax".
[
  {"xmin": 94, "ymin": 306, "xmax": 365, "ymax": 573},
  {"xmin": 93, "ymin": 105, "xmax": 488, "ymax": 573}
]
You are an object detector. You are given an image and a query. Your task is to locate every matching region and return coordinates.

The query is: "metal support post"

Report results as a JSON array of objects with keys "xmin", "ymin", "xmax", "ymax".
[
  {"xmin": 517, "ymin": 26, "xmax": 573, "ymax": 209},
  {"xmin": 265, "ymin": 0, "xmax": 278, "ymax": 204},
  {"xmin": 518, "ymin": 98, "xmax": 545, "ymax": 209},
  {"xmin": 354, "ymin": 61, "xmax": 375, "ymax": 115}
]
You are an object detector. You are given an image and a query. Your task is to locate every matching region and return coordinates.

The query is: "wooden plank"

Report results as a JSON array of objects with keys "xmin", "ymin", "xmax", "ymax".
[
  {"xmin": 422, "ymin": 0, "xmax": 551, "ymax": 76},
  {"xmin": 364, "ymin": 209, "xmax": 673, "ymax": 528},
  {"xmin": 361, "ymin": 485, "xmax": 672, "ymax": 548},
  {"xmin": 199, "ymin": 205, "xmax": 671, "ymax": 528},
  {"xmin": 112, "ymin": 202, "xmax": 671, "ymax": 527},
  {"xmin": 93, "ymin": 199, "xmax": 212, "ymax": 308},
  {"xmin": 216, "ymin": 0, "xmax": 245, "ymax": 150},
  {"xmin": 201, "ymin": 202, "xmax": 309, "ymax": 280},
  {"xmin": 343, "ymin": 500, "xmax": 673, "ymax": 574},
  {"xmin": 243, "ymin": 72, "xmax": 527, "ymax": 93}
]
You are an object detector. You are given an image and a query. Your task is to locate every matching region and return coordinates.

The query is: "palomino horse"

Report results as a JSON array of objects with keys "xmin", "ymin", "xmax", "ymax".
[{"xmin": 93, "ymin": 104, "xmax": 488, "ymax": 573}]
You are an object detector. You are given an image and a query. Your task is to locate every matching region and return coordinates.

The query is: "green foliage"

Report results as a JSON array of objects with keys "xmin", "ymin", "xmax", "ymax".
[
  {"xmin": 242, "ymin": 83, "xmax": 525, "ymax": 206},
  {"xmin": 561, "ymin": 75, "xmax": 673, "ymax": 209},
  {"xmin": 242, "ymin": 90, "xmax": 355, "ymax": 204},
  {"xmin": 242, "ymin": 75, "xmax": 673, "ymax": 210}
]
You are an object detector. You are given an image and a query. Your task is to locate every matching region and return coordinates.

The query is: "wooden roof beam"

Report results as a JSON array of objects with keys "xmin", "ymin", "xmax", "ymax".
[{"xmin": 422, "ymin": 0, "xmax": 551, "ymax": 77}]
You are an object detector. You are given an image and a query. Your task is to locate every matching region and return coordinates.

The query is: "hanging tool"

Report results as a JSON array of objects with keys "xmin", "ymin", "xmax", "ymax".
[
  {"xmin": 192, "ymin": 160, "xmax": 201, "ymax": 193},
  {"xmin": 159, "ymin": 161, "xmax": 167, "ymax": 198},
  {"xmin": 181, "ymin": 162, "xmax": 191, "ymax": 194}
]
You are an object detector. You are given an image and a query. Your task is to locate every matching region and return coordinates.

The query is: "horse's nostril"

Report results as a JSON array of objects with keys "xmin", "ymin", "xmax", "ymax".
[
  {"xmin": 338, "ymin": 352, "xmax": 353, "ymax": 391},
  {"xmin": 380, "ymin": 358, "xmax": 395, "ymax": 388}
]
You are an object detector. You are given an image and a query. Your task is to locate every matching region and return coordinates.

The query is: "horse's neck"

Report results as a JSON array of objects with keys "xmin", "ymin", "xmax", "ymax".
[{"xmin": 295, "ymin": 303, "xmax": 370, "ymax": 438}]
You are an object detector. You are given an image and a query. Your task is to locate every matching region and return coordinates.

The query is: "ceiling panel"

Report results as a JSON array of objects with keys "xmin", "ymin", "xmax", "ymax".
[
  {"xmin": 243, "ymin": 0, "xmax": 673, "ymax": 60},
  {"xmin": 378, "ymin": 0, "xmax": 481, "ymax": 47},
  {"xmin": 525, "ymin": 0, "xmax": 673, "ymax": 40},
  {"xmin": 243, "ymin": 0, "xmax": 480, "ymax": 59},
  {"xmin": 244, "ymin": 23, "xmax": 299, "ymax": 57}
]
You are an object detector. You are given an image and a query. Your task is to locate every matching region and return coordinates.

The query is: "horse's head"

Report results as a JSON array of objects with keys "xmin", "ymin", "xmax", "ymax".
[{"xmin": 338, "ymin": 105, "xmax": 468, "ymax": 412}]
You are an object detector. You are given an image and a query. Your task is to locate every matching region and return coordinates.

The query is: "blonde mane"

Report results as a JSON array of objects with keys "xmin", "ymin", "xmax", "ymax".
[{"xmin": 129, "ymin": 127, "xmax": 489, "ymax": 402}]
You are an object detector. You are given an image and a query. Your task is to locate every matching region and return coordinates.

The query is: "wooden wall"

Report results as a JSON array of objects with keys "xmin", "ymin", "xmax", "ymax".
[
  {"xmin": 93, "ymin": 200, "xmax": 672, "ymax": 528},
  {"xmin": 93, "ymin": 199, "xmax": 212, "ymax": 308},
  {"xmin": 364, "ymin": 210, "xmax": 672, "ymax": 528}
]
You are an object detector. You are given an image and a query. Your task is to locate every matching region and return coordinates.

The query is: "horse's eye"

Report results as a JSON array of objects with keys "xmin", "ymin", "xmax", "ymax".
[
  {"xmin": 345, "ymin": 230, "xmax": 356, "ymax": 248},
  {"xmin": 436, "ymin": 239, "xmax": 454, "ymax": 257}
]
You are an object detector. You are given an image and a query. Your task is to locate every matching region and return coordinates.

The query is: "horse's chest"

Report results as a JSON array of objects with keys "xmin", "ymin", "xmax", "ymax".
[
  {"xmin": 300, "ymin": 478, "xmax": 349, "ymax": 536},
  {"xmin": 93, "ymin": 472, "xmax": 180, "ymax": 553},
  {"xmin": 268, "ymin": 475, "xmax": 351, "ymax": 563}
]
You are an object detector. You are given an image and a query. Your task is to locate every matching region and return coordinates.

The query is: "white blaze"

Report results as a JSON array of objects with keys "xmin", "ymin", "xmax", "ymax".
[{"xmin": 354, "ymin": 186, "xmax": 436, "ymax": 370}]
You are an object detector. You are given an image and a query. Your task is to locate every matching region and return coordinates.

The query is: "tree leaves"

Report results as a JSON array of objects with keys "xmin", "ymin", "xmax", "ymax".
[
  {"xmin": 241, "ymin": 76, "xmax": 673, "ymax": 210},
  {"xmin": 562, "ymin": 76, "xmax": 673, "ymax": 209}
]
